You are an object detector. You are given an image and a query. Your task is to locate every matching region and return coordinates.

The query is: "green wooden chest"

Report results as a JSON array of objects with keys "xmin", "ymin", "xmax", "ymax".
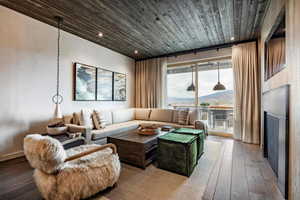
[
  {"xmin": 157, "ymin": 133, "xmax": 198, "ymax": 177},
  {"xmin": 173, "ymin": 128, "xmax": 205, "ymax": 160}
]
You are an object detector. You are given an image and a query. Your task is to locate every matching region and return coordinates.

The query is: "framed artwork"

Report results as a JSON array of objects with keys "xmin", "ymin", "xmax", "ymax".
[
  {"xmin": 113, "ymin": 72, "xmax": 126, "ymax": 101},
  {"xmin": 73, "ymin": 63, "xmax": 96, "ymax": 101},
  {"xmin": 97, "ymin": 68, "xmax": 113, "ymax": 101}
]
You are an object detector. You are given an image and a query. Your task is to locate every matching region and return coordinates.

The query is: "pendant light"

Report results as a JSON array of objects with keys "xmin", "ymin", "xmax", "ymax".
[
  {"xmin": 213, "ymin": 62, "xmax": 226, "ymax": 90},
  {"xmin": 52, "ymin": 16, "xmax": 63, "ymax": 119},
  {"xmin": 187, "ymin": 65, "xmax": 195, "ymax": 91}
]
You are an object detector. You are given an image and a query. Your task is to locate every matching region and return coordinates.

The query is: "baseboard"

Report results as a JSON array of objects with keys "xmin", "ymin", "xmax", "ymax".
[{"xmin": 0, "ymin": 151, "xmax": 24, "ymax": 162}]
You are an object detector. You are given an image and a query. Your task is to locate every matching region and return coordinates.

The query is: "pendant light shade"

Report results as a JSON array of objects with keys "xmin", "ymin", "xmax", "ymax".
[
  {"xmin": 187, "ymin": 83, "xmax": 196, "ymax": 91},
  {"xmin": 54, "ymin": 103, "xmax": 62, "ymax": 119},
  {"xmin": 52, "ymin": 16, "xmax": 63, "ymax": 119},
  {"xmin": 187, "ymin": 66, "xmax": 196, "ymax": 91},
  {"xmin": 213, "ymin": 82, "xmax": 226, "ymax": 90},
  {"xmin": 213, "ymin": 62, "xmax": 226, "ymax": 91}
]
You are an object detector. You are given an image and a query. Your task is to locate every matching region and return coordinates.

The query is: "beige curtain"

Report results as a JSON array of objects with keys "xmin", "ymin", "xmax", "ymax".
[
  {"xmin": 232, "ymin": 42, "xmax": 260, "ymax": 144},
  {"xmin": 266, "ymin": 37, "xmax": 286, "ymax": 79},
  {"xmin": 135, "ymin": 58, "xmax": 167, "ymax": 108}
]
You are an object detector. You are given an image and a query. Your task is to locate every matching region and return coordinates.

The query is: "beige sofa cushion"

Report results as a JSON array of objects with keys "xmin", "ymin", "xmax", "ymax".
[
  {"xmin": 91, "ymin": 121, "xmax": 139, "ymax": 140},
  {"xmin": 112, "ymin": 109, "xmax": 135, "ymax": 124},
  {"xmin": 149, "ymin": 109, "xmax": 173, "ymax": 123},
  {"xmin": 135, "ymin": 108, "xmax": 151, "ymax": 120}
]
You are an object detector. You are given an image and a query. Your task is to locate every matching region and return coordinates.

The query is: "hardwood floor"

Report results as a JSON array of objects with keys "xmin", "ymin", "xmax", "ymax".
[
  {"xmin": 0, "ymin": 136, "xmax": 284, "ymax": 200},
  {"xmin": 203, "ymin": 136, "xmax": 284, "ymax": 200}
]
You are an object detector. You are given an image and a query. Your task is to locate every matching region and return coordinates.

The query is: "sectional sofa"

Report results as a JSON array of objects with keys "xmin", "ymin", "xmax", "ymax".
[{"xmin": 65, "ymin": 108, "xmax": 207, "ymax": 145}]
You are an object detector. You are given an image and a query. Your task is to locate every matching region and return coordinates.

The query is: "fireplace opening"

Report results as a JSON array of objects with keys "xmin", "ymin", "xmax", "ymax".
[{"xmin": 263, "ymin": 85, "xmax": 289, "ymax": 199}]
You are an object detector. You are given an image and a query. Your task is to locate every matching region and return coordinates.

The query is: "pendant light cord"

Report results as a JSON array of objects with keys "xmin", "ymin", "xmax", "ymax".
[
  {"xmin": 192, "ymin": 66, "xmax": 194, "ymax": 83},
  {"xmin": 52, "ymin": 16, "xmax": 63, "ymax": 105},
  {"xmin": 56, "ymin": 19, "xmax": 60, "ymax": 97},
  {"xmin": 217, "ymin": 62, "xmax": 220, "ymax": 83}
]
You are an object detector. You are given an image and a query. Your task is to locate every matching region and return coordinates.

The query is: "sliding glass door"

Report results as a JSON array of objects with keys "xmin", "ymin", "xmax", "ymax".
[
  {"xmin": 167, "ymin": 66, "xmax": 195, "ymax": 107},
  {"xmin": 167, "ymin": 59, "xmax": 234, "ymax": 135}
]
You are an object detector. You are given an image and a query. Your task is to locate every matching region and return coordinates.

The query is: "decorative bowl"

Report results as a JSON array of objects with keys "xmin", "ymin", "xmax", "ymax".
[{"xmin": 137, "ymin": 127, "xmax": 160, "ymax": 135}]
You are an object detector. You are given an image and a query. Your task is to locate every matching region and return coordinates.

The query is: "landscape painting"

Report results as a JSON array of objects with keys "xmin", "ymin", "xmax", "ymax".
[
  {"xmin": 113, "ymin": 72, "xmax": 126, "ymax": 101},
  {"xmin": 97, "ymin": 68, "xmax": 113, "ymax": 101},
  {"xmin": 74, "ymin": 63, "xmax": 96, "ymax": 101}
]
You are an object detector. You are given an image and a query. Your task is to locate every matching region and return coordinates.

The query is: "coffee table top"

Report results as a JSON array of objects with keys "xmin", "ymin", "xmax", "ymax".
[{"xmin": 108, "ymin": 129, "xmax": 168, "ymax": 144}]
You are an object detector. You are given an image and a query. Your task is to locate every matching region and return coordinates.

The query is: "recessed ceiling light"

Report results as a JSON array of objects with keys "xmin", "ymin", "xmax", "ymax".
[
  {"xmin": 231, "ymin": 37, "xmax": 235, "ymax": 41},
  {"xmin": 98, "ymin": 32, "xmax": 103, "ymax": 37},
  {"xmin": 134, "ymin": 50, "xmax": 138, "ymax": 54}
]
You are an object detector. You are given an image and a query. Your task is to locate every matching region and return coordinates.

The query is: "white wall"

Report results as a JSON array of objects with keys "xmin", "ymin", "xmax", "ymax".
[{"xmin": 0, "ymin": 6, "xmax": 135, "ymax": 160}]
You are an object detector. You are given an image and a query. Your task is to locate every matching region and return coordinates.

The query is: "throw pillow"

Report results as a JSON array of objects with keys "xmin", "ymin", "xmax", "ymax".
[
  {"xmin": 178, "ymin": 109, "xmax": 189, "ymax": 125},
  {"xmin": 188, "ymin": 109, "xmax": 198, "ymax": 125},
  {"xmin": 80, "ymin": 110, "xmax": 94, "ymax": 129},
  {"xmin": 92, "ymin": 111, "xmax": 101, "ymax": 130},
  {"xmin": 63, "ymin": 114, "xmax": 73, "ymax": 124},
  {"xmin": 72, "ymin": 112, "xmax": 83, "ymax": 125},
  {"xmin": 92, "ymin": 110, "xmax": 107, "ymax": 129}
]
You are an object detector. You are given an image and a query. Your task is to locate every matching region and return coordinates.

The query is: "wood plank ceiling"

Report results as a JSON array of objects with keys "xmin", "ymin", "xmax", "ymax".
[{"xmin": 0, "ymin": 0, "xmax": 270, "ymax": 60}]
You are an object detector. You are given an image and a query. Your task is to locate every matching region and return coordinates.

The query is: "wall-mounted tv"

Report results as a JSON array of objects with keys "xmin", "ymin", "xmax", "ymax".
[{"xmin": 265, "ymin": 12, "xmax": 286, "ymax": 80}]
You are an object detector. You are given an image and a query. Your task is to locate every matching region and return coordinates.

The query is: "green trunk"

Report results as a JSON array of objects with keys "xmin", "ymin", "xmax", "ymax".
[
  {"xmin": 173, "ymin": 128, "xmax": 205, "ymax": 160},
  {"xmin": 157, "ymin": 133, "xmax": 198, "ymax": 177}
]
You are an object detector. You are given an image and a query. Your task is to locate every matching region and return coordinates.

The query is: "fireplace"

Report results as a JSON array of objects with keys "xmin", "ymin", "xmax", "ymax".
[{"xmin": 263, "ymin": 85, "xmax": 289, "ymax": 199}]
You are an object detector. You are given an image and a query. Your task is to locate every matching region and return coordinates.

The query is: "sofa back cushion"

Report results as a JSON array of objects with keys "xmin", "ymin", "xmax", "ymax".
[
  {"xmin": 135, "ymin": 108, "xmax": 151, "ymax": 120},
  {"xmin": 112, "ymin": 109, "xmax": 135, "ymax": 124},
  {"xmin": 149, "ymin": 109, "xmax": 173, "ymax": 123}
]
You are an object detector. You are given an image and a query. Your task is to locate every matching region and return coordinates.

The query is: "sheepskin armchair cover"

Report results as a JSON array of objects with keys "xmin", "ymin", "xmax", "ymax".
[
  {"xmin": 24, "ymin": 134, "xmax": 67, "ymax": 174},
  {"xmin": 24, "ymin": 134, "xmax": 121, "ymax": 200}
]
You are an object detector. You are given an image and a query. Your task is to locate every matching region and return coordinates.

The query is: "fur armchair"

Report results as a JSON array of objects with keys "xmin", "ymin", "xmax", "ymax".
[{"xmin": 24, "ymin": 134, "xmax": 121, "ymax": 200}]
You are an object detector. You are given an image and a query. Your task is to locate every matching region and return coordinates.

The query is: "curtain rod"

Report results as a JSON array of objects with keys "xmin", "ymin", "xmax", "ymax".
[{"xmin": 136, "ymin": 39, "xmax": 257, "ymax": 62}]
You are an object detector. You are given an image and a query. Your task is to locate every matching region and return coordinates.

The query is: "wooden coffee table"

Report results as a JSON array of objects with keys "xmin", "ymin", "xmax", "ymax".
[{"xmin": 107, "ymin": 129, "xmax": 167, "ymax": 169}]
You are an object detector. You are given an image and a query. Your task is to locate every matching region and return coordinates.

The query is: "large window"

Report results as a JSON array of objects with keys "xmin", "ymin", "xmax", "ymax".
[
  {"xmin": 167, "ymin": 67, "xmax": 194, "ymax": 107},
  {"xmin": 167, "ymin": 59, "xmax": 234, "ymax": 134},
  {"xmin": 198, "ymin": 67, "xmax": 233, "ymax": 106}
]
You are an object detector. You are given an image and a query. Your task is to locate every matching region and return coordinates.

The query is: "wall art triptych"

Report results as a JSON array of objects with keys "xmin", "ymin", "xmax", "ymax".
[{"xmin": 73, "ymin": 62, "xmax": 126, "ymax": 101}]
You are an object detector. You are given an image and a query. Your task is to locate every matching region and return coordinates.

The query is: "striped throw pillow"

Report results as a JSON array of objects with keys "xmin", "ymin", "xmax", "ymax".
[
  {"xmin": 178, "ymin": 109, "xmax": 190, "ymax": 125},
  {"xmin": 92, "ymin": 110, "xmax": 107, "ymax": 129}
]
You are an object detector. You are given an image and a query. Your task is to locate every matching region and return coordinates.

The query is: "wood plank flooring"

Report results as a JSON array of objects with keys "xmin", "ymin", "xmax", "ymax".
[
  {"xmin": 0, "ymin": 136, "xmax": 284, "ymax": 200},
  {"xmin": 203, "ymin": 137, "xmax": 284, "ymax": 200}
]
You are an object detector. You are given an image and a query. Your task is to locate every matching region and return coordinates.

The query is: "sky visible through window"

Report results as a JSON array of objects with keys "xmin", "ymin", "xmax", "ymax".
[{"xmin": 167, "ymin": 68, "xmax": 233, "ymax": 106}]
